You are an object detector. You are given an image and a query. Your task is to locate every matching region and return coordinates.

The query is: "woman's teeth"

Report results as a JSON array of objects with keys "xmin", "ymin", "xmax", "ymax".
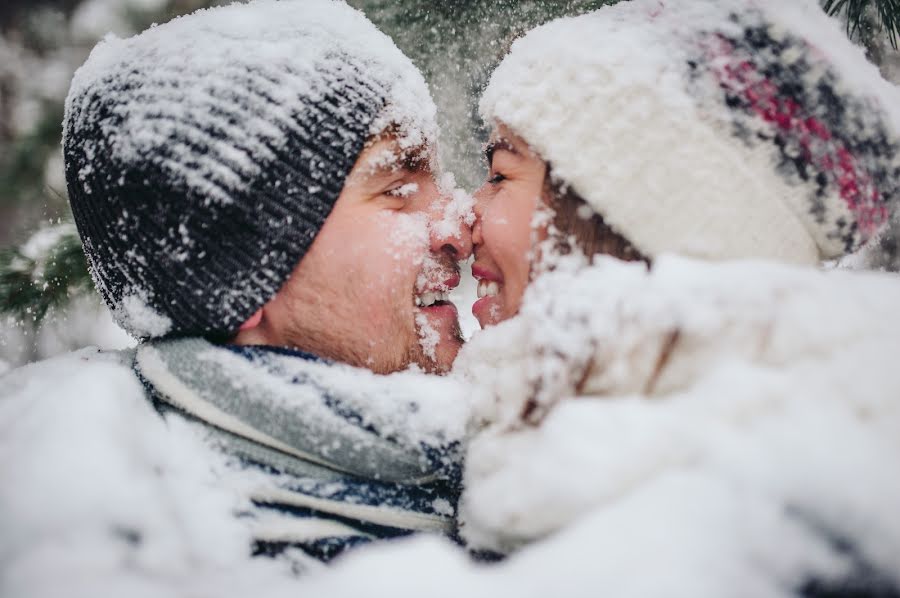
[
  {"xmin": 477, "ymin": 281, "xmax": 500, "ymax": 298},
  {"xmin": 416, "ymin": 291, "xmax": 450, "ymax": 307}
]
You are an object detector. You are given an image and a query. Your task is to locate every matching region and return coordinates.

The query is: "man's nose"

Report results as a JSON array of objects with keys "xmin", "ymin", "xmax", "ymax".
[{"xmin": 430, "ymin": 193, "xmax": 474, "ymax": 261}]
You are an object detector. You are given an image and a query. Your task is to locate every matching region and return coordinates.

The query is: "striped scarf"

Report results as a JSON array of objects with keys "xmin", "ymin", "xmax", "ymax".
[{"xmin": 134, "ymin": 337, "xmax": 462, "ymax": 564}]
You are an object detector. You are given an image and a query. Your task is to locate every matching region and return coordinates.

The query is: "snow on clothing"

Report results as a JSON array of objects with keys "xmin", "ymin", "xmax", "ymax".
[
  {"xmin": 0, "ymin": 339, "xmax": 467, "ymax": 595},
  {"xmin": 0, "ymin": 348, "xmax": 271, "ymax": 598},
  {"xmin": 136, "ymin": 338, "xmax": 462, "ymax": 561},
  {"xmin": 454, "ymin": 256, "xmax": 900, "ymax": 596},
  {"xmin": 63, "ymin": 0, "xmax": 437, "ymax": 339},
  {"xmin": 480, "ymin": 0, "xmax": 900, "ymax": 264}
]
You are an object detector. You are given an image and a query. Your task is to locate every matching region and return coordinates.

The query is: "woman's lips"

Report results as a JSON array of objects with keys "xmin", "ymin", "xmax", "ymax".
[
  {"xmin": 472, "ymin": 294, "xmax": 499, "ymax": 327},
  {"xmin": 471, "ymin": 264, "xmax": 502, "ymax": 283},
  {"xmin": 471, "ymin": 263, "xmax": 503, "ymax": 327}
]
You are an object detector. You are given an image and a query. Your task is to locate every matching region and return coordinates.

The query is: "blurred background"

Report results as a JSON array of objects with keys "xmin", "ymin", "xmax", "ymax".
[{"xmin": 1, "ymin": 0, "xmax": 898, "ymax": 371}]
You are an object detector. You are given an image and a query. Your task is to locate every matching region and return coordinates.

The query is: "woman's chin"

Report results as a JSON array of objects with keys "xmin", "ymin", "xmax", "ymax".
[{"xmin": 473, "ymin": 295, "xmax": 504, "ymax": 328}]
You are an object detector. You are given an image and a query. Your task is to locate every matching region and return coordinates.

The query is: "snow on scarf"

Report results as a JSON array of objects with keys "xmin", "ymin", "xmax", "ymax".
[{"xmin": 135, "ymin": 338, "xmax": 468, "ymax": 562}]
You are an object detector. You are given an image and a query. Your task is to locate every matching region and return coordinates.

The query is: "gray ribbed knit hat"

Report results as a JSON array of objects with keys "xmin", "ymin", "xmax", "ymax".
[{"xmin": 63, "ymin": 0, "xmax": 437, "ymax": 339}]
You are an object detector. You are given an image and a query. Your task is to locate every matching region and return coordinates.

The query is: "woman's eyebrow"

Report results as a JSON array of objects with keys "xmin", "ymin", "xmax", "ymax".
[{"xmin": 484, "ymin": 139, "xmax": 517, "ymax": 166}]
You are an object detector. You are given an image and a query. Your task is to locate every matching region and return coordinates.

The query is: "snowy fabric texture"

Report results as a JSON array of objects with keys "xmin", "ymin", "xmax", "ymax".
[
  {"xmin": 135, "ymin": 338, "xmax": 467, "ymax": 561},
  {"xmin": 195, "ymin": 257, "xmax": 900, "ymax": 598},
  {"xmin": 63, "ymin": 0, "xmax": 437, "ymax": 339},
  {"xmin": 6, "ymin": 233, "xmax": 900, "ymax": 592},
  {"xmin": 0, "ymin": 340, "xmax": 470, "ymax": 596},
  {"xmin": 452, "ymin": 255, "xmax": 900, "ymax": 594},
  {"xmin": 0, "ymin": 348, "xmax": 286, "ymax": 598},
  {"xmin": 481, "ymin": 0, "xmax": 900, "ymax": 264}
]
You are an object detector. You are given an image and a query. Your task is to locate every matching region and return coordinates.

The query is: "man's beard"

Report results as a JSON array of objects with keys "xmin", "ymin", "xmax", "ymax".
[
  {"xmin": 407, "ymin": 314, "xmax": 464, "ymax": 374},
  {"xmin": 279, "ymin": 300, "xmax": 457, "ymax": 375}
]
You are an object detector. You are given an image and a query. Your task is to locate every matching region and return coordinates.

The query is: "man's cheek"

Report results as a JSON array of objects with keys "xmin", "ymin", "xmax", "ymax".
[{"xmin": 377, "ymin": 211, "xmax": 430, "ymax": 263}]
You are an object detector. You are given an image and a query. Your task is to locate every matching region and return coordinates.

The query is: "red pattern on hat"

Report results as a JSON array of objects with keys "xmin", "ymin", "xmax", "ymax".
[{"xmin": 707, "ymin": 35, "xmax": 887, "ymax": 236}]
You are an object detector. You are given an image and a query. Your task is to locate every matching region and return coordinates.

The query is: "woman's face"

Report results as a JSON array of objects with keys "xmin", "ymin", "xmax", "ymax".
[{"xmin": 471, "ymin": 124, "xmax": 548, "ymax": 328}]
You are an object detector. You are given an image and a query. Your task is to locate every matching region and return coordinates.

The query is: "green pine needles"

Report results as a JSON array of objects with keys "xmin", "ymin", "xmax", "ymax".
[
  {"xmin": 0, "ymin": 225, "xmax": 93, "ymax": 326},
  {"xmin": 824, "ymin": 0, "xmax": 900, "ymax": 48}
]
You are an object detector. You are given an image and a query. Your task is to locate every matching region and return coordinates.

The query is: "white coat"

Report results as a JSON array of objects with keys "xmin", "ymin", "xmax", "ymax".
[{"xmin": 457, "ymin": 256, "xmax": 900, "ymax": 596}]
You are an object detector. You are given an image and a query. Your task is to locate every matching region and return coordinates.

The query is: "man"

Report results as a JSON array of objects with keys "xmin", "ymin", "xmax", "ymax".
[
  {"xmin": 1, "ymin": 0, "xmax": 472, "ymax": 578},
  {"xmin": 64, "ymin": 1, "xmax": 471, "ymax": 376}
]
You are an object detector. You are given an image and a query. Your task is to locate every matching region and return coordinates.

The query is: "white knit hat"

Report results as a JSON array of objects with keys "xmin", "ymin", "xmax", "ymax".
[{"xmin": 480, "ymin": 0, "xmax": 900, "ymax": 264}]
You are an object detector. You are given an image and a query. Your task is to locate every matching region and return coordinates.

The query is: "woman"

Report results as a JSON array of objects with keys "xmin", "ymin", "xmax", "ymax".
[
  {"xmin": 470, "ymin": 0, "xmax": 899, "ymax": 330},
  {"xmin": 456, "ymin": 1, "xmax": 900, "ymax": 595},
  {"xmin": 462, "ymin": 0, "xmax": 900, "ymax": 410}
]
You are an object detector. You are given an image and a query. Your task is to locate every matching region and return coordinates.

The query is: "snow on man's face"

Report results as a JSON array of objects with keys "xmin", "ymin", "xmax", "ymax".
[
  {"xmin": 472, "ymin": 124, "xmax": 548, "ymax": 328},
  {"xmin": 237, "ymin": 134, "xmax": 473, "ymax": 374}
]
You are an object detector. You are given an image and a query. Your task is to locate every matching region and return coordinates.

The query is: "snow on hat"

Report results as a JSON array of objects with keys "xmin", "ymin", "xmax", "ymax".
[
  {"xmin": 64, "ymin": 0, "xmax": 437, "ymax": 339},
  {"xmin": 480, "ymin": 0, "xmax": 900, "ymax": 264}
]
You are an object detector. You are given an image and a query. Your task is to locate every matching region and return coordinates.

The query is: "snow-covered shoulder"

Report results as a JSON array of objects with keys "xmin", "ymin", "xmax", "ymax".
[
  {"xmin": 0, "ymin": 348, "xmax": 286, "ymax": 597},
  {"xmin": 458, "ymin": 256, "xmax": 900, "ymax": 424},
  {"xmin": 452, "ymin": 256, "xmax": 900, "ymax": 594}
]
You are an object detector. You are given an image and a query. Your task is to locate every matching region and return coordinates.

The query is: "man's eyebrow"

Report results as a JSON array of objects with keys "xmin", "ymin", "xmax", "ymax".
[
  {"xmin": 368, "ymin": 162, "xmax": 403, "ymax": 179},
  {"xmin": 366, "ymin": 146, "xmax": 427, "ymax": 178},
  {"xmin": 484, "ymin": 139, "xmax": 517, "ymax": 166},
  {"xmin": 400, "ymin": 148, "xmax": 427, "ymax": 172}
]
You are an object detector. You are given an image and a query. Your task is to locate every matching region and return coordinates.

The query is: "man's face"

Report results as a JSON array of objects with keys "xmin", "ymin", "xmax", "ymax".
[{"xmin": 247, "ymin": 135, "xmax": 473, "ymax": 373}]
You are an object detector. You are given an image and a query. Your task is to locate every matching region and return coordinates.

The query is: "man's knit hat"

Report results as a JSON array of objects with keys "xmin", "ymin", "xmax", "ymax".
[
  {"xmin": 64, "ymin": 0, "xmax": 437, "ymax": 339},
  {"xmin": 481, "ymin": 0, "xmax": 900, "ymax": 264}
]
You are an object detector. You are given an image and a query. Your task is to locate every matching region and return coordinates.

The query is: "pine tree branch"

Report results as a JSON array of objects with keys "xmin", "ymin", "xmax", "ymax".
[
  {"xmin": 0, "ymin": 225, "xmax": 93, "ymax": 326},
  {"xmin": 824, "ymin": 0, "xmax": 900, "ymax": 49}
]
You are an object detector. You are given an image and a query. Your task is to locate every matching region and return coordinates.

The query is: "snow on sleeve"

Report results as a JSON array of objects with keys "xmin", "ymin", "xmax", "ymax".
[
  {"xmin": 290, "ymin": 258, "xmax": 900, "ymax": 598},
  {"xmin": 0, "ymin": 349, "xmax": 293, "ymax": 597},
  {"xmin": 5, "ymin": 262, "xmax": 899, "ymax": 596},
  {"xmin": 453, "ymin": 256, "xmax": 900, "ymax": 591}
]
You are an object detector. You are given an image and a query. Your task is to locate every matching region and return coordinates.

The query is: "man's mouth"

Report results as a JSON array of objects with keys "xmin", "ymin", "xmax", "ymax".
[
  {"xmin": 414, "ymin": 272, "xmax": 461, "ymax": 309},
  {"xmin": 413, "ymin": 269, "xmax": 463, "ymax": 365},
  {"xmin": 415, "ymin": 290, "xmax": 452, "ymax": 308}
]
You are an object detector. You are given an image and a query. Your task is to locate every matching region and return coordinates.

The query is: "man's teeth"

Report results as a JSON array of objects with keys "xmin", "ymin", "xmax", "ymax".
[
  {"xmin": 477, "ymin": 281, "xmax": 500, "ymax": 298},
  {"xmin": 415, "ymin": 291, "xmax": 450, "ymax": 307}
]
